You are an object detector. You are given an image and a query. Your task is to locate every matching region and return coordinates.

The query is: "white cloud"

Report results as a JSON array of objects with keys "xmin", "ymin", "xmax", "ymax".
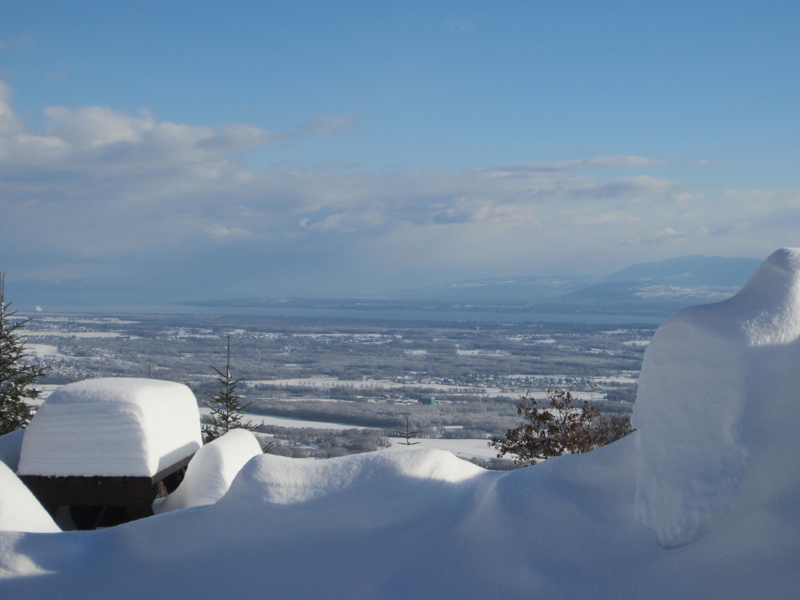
[
  {"xmin": 0, "ymin": 79, "xmax": 795, "ymax": 295},
  {"xmin": 306, "ymin": 113, "xmax": 356, "ymax": 135}
]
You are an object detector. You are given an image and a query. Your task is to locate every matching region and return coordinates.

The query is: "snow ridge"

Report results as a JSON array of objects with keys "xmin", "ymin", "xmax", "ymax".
[{"xmin": 633, "ymin": 247, "xmax": 800, "ymax": 547}]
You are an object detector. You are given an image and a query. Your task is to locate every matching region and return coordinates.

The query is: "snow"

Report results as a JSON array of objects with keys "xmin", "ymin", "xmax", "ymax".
[
  {"xmin": 633, "ymin": 248, "xmax": 800, "ymax": 547},
  {"xmin": 3, "ymin": 250, "xmax": 800, "ymax": 598},
  {"xmin": 0, "ymin": 462, "xmax": 59, "ymax": 534},
  {"xmin": 2, "ymin": 434, "xmax": 800, "ymax": 598},
  {"xmin": 157, "ymin": 430, "xmax": 262, "ymax": 512},
  {"xmin": 622, "ymin": 340, "xmax": 650, "ymax": 347},
  {"xmin": 22, "ymin": 331, "xmax": 125, "ymax": 338},
  {"xmin": 0, "ymin": 431, "xmax": 24, "ymax": 471},
  {"xmin": 199, "ymin": 407, "xmax": 374, "ymax": 430},
  {"xmin": 17, "ymin": 378, "xmax": 202, "ymax": 478},
  {"xmin": 23, "ymin": 344, "xmax": 63, "ymax": 358},
  {"xmin": 382, "ymin": 437, "xmax": 498, "ymax": 460}
]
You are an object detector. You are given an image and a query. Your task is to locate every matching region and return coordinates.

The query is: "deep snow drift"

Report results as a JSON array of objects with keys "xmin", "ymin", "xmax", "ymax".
[
  {"xmin": 156, "ymin": 429, "xmax": 262, "ymax": 512},
  {"xmin": 17, "ymin": 378, "xmax": 202, "ymax": 478},
  {"xmin": 633, "ymin": 247, "xmax": 800, "ymax": 547},
  {"xmin": 3, "ymin": 249, "xmax": 800, "ymax": 599}
]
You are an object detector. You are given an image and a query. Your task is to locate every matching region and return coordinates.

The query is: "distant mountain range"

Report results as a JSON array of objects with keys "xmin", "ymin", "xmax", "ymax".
[
  {"xmin": 391, "ymin": 255, "xmax": 763, "ymax": 315},
  {"xmin": 182, "ymin": 255, "xmax": 764, "ymax": 317}
]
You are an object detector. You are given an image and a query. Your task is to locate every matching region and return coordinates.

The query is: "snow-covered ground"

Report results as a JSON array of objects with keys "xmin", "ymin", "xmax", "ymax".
[
  {"xmin": 199, "ymin": 406, "xmax": 500, "ymax": 460},
  {"xmin": 4, "ymin": 249, "xmax": 800, "ymax": 599},
  {"xmin": 22, "ymin": 331, "xmax": 126, "ymax": 338},
  {"xmin": 623, "ymin": 340, "xmax": 650, "ymax": 347},
  {"xmin": 247, "ymin": 376, "xmax": 606, "ymax": 400},
  {"xmin": 381, "ymin": 437, "xmax": 497, "ymax": 460},
  {"xmin": 23, "ymin": 344, "xmax": 64, "ymax": 358},
  {"xmin": 199, "ymin": 406, "xmax": 375, "ymax": 431}
]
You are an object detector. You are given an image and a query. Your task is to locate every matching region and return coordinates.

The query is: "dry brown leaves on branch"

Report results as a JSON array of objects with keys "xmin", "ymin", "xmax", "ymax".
[{"xmin": 490, "ymin": 387, "xmax": 633, "ymax": 466}]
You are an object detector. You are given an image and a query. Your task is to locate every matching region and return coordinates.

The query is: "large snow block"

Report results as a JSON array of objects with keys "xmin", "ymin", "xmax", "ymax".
[
  {"xmin": 633, "ymin": 248, "xmax": 800, "ymax": 547},
  {"xmin": 17, "ymin": 378, "xmax": 202, "ymax": 478}
]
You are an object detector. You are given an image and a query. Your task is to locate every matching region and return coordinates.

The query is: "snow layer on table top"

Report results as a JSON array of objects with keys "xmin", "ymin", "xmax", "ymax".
[
  {"xmin": 0, "ymin": 431, "xmax": 24, "ymax": 471},
  {"xmin": 17, "ymin": 378, "xmax": 202, "ymax": 478},
  {"xmin": 157, "ymin": 430, "xmax": 262, "ymax": 513},
  {"xmin": 0, "ymin": 462, "xmax": 59, "ymax": 534},
  {"xmin": 633, "ymin": 248, "xmax": 800, "ymax": 547}
]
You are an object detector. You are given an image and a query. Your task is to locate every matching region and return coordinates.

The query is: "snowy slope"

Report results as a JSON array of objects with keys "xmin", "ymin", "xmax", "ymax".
[
  {"xmin": 2, "ymin": 439, "xmax": 798, "ymax": 599},
  {"xmin": 3, "ymin": 250, "xmax": 800, "ymax": 599}
]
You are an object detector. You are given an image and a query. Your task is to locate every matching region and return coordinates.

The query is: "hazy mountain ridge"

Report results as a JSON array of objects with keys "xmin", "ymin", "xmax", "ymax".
[
  {"xmin": 183, "ymin": 255, "xmax": 763, "ymax": 316},
  {"xmin": 602, "ymin": 255, "xmax": 762, "ymax": 286}
]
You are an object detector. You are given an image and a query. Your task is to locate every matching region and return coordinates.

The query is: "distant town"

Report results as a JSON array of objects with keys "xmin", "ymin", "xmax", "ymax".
[{"xmin": 18, "ymin": 311, "xmax": 651, "ymax": 464}]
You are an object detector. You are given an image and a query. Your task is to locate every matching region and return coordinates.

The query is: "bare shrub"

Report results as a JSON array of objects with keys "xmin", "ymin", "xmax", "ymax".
[{"xmin": 490, "ymin": 387, "xmax": 633, "ymax": 466}]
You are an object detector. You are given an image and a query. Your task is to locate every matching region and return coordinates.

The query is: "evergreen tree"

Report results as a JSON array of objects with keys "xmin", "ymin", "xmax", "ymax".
[
  {"xmin": 203, "ymin": 337, "xmax": 253, "ymax": 442},
  {"xmin": 203, "ymin": 337, "xmax": 274, "ymax": 453},
  {"xmin": 0, "ymin": 273, "xmax": 47, "ymax": 435}
]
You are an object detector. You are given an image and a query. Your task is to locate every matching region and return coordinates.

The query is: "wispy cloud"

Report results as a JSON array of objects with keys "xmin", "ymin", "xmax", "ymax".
[
  {"xmin": 0, "ymin": 35, "xmax": 35, "ymax": 52},
  {"xmin": 446, "ymin": 17, "xmax": 475, "ymax": 34},
  {"xmin": 496, "ymin": 155, "xmax": 667, "ymax": 173},
  {"xmin": 687, "ymin": 159, "xmax": 723, "ymax": 169},
  {"xmin": 305, "ymin": 113, "xmax": 357, "ymax": 135},
  {"xmin": 622, "ymin": 228, "xmax": 689, "ymax": 246},
  {"xmin": 43, "ymin": 71, "xmax": 68, "ymax": 81}
]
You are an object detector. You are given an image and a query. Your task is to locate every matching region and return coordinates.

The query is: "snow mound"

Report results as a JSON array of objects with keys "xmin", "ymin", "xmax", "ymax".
[
  {"xmin": 0, "ymin": 431, "xmax": 24, "ymax": 471},
  {"xmin": 17, "ymin": 378, "xmax": 202, "ymax": 478},
  {"xmin": 3, "ymin": 435, "xmax": 800, "ymax": 598},
  {"xmin": 0, "ymin": 462, "xmax": 59, "ymax": 533},
  {"xmin": 223, "ymin": 447, "xmax": 484, "ymax": 508},
  {"xmin": 158, "ymin": 430, "xmax": 262, "ymax": 512},
  {"xmin": 633, "ymin": 248, "xmax": 800, "ymax": 547}
]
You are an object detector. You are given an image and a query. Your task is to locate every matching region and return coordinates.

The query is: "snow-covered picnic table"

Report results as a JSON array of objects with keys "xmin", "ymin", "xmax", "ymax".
[{"xmin": 16, "ymin": 378, "xmax": 202, "ymax": 521}]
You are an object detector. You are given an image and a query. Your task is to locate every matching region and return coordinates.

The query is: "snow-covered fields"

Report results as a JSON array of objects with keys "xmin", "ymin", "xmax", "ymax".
[
  {"xmin": 248, "ymin": 376, "xmax": 605, "ymax": 400},
  {"xmin": 200, "ymin": 406, "xmax": 500, "ymax": 460},
  {"xmin": 4, "ymin": 249, "xmax": 800, "ymax": 599},
  {"xmin": 199, "ymin": 406, "xmax": 373, "ymax": 432},
  {"xmin": 382, "ymin": 437, "xmax": 498, "ymax": 460},
  {"xmin": 22, "ymin": 331, "xmax": 126, "ymax": 338},
  {"xmin": 23, "ymin": 344, "xmax": 64, "ymax": 358}
]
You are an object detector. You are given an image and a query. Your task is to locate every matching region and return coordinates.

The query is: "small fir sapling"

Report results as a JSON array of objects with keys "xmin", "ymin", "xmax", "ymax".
[{"xmin": 203, "ymin": 337, "xmax": 274, "ymax": 453}]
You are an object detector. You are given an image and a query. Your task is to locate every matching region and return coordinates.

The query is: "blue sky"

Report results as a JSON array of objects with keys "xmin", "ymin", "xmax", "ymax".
[{"xmin": 2, "ymin": 1, "xmax": 799, "ymax": 308}]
